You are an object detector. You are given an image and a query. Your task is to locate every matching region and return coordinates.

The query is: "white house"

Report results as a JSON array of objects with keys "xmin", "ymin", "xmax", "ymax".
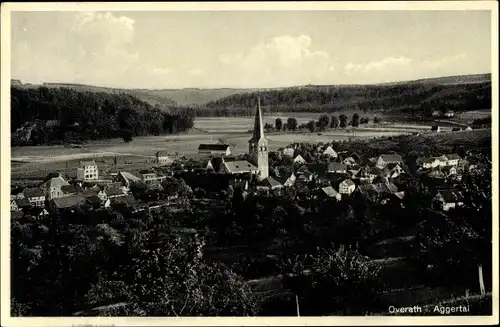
[
  {"xmin": 77, "ymin": 160, "xmax": 99, "ymax": 180},
  {"xmin": 433, "ymin": 190, "xmax": 464, "ymax": 211},
  {"xmin": 322, "ymin": 146, "xmax": 338, "ymax": 158},
  {"xmin": 445, "ymin": 110, "xmax": 455, "ymax": 118},
  {"xmin": 339, "ymin": 179, "xmax": 356, "ymax": 195},
  {"xmin": 293, "ymin": 155, "xmax": 307, "ymax": 165},
  {"xmin": 156, "ymin": 152, "xmax": 174, "ymax": 165},
  {"xmin": 445, "ymin": 153, "xmax": 461, "ymax": 166},
  {"xmin": 420, "ymin": 157, "xmax": 441, "ymax": 169},
  {"xmin": 220, "ymin": 161, "xmax": 258, "ymax": 175}
]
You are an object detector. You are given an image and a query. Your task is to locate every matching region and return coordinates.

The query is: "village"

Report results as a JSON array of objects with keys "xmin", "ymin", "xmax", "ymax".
[{"xmin": 10, "ymin": 101, "xmax": 482, "ymax": 221}]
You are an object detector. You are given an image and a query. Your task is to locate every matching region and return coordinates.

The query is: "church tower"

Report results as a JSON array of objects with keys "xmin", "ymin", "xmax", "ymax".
[{"xmin": 249, "ymin": 97, "xmax": 269, "ymax": 180}]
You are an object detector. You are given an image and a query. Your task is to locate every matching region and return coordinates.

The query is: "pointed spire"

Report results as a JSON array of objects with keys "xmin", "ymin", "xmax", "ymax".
[{"xmin": 251, "ymin": 96, "xmax": 265, "ymax": 141}]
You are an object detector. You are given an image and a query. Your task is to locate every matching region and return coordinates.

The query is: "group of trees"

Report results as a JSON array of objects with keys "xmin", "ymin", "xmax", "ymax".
[{"xmin": 11, "ymin": 87, "xmax": 194, "ymax": 145}]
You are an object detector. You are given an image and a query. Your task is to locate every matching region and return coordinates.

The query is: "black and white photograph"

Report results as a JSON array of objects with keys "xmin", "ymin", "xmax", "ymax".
[{"xmin": 1, "ymin": 1, "xmax": 498, "ymax": 325}]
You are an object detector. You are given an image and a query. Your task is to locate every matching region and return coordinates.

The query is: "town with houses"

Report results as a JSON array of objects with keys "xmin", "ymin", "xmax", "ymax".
[{"xmin": 11, "ymin": 100, "xmax": 481, "ymax": 221}]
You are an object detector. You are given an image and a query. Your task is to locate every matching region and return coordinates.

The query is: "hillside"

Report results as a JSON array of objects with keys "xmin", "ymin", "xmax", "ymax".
[
  {"xmin": 205, "ymin": 74, "xmax": 492, "ymax": 116},
  {"xmin": 11, "ymin": 86, "xmax": 194, "ymax": 146}
]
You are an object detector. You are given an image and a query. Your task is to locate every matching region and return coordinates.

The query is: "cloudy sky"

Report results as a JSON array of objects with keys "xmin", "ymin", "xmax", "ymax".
[{"xmin": 11, "ymin": 10, "xmax": 492, "ymax": 89}]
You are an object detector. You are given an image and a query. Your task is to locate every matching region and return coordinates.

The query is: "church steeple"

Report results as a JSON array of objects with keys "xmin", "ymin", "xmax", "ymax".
[
  {"xmin": 248, "ymin": 96, "xmax": 269, "ymax": 180},
  {"xmin": 250, "ymin": 97, "xmax": 265, "ymax": 142}
]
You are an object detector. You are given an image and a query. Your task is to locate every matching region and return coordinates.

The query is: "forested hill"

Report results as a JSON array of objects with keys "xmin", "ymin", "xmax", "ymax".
[
  {"xmin": 17, "ymin": 82, "xmax": 178, "ymax": 107},
  {"xmin": 11, "ymin": 86, "xmax": 194, "ymax": 146},
  {"xmin": 204, "ymin": 74, "xmax": 492, "ymax": 116}
]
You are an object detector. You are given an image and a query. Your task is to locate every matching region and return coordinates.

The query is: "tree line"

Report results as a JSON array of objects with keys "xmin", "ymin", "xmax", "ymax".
[
  {"xmin": 264, "ymin": 114, "xmax": 380, "ymax": 133},
  {"xmin": 11, "ymin": 87, "xmax": 194, "ymax": 146}
]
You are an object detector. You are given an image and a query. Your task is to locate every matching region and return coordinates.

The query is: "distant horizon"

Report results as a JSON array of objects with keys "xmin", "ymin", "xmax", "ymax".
[{"xmin": 11, "ymin": 72, "xmax": 492, "ymax": 91}]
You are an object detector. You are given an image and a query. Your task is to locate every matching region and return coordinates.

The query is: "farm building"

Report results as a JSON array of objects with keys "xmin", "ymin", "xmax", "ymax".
[
  {"xmin": 376, "ymin": 154, "xmax": 403, "ymax": 169},
  {"xmin": 319, "ymin": 186, "xmax": 342, "ymax": 201},
  {"xmin": 198, "ymin": 144, "xmax": 231, "ymax": 156},
  {"xmin": 22, "ymin": 187, "xmax": 45, "ymax": 208},
  {"xmin": 433, "ymin": 190, "xmax": 464, "ymax": 211},
  {"xmin": 322, "ymin": 146, "xmax": 338, "ymax": 158},
  {"xmin": 256, "ymin": 177, "xmax": 283, "ymax": 191},
  {"xmin": 220, "ymin": 161, "xmax": 258, "ymax": 175},
  {"xmin": 40, "ymin": 175, "xmax": 70, "ymax": 200},
  {"xmin": 293, "ymin": 154, "xmax": 307, "ymax": 165}
]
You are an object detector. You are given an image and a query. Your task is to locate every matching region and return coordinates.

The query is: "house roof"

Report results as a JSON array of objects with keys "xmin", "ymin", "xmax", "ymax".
[
  {"xmin": 321, "ymin": 186, "xmax": 340, "ymax": 198},
  {"xmin": 52, "ymin": 194, "xmax": 86, "ymax": 209},
  {"xmin": 436, "ymin": 190, "xmax": 464, "ymax": 203},
  {"xmin": 379, "ymin": 154, "xmax": 403, "ymax": 163},
  {"xmin": 198, "ymin": 144, "xmax": 230, "ymax": 151},
  {"xmin": 207, "ymin": 157, "xmax": 226, "ymax": 172},
  {"xmin": 79, "ymin": 160, "xmax": 97, "ymax": 167},
  {"xmin": 223, "ymin": 161, "xmax": 257, "ymax": 174},
  {"xmin": 23, "ymin": 187, "xmax": 44, "ymax": 198},
  {"xmin": 118, "ymin": 171, "xmax": 141, "ymax": 183},
  {"xmin": 105, "ymin": 186, "xmax": 125, "ymax": 197},
  {"xmin": 340, "ymin": 179, "xmax": 355, "ymax": 187},
  {"xmin": 41, "ymin": 176, "xmax": 70, "ymax": 189},
  {"xmin": 110, "ymin": 194, "xmax": 139, "ymax": 208},
  {"xmin": 445, "ymin": 153, "xmax": 462, "ymax": 160},
  {"xmin": 359, "ymin": 182, "xmax": 398, "ymax": 195},
  {"xmin": 85, "ymin": 195, "xmax": 102, "ymax": 205},
  {"xmin": 328, "ymin": 162, "xmax": 347, "ymax": 171},
  {"xmin": 61, "ymin": 185, "xmax": 78, "ymax": 194},
  {"xmin": 293, "ymin": 154, "xmax": 306, "ymax": 162},
  {"xmin": 323, "ymin": 146, "xmax": 337, "ymax": 153},
  {"xmin": 15, "ymin": 198, "xmax": 32, "ymax": 207},
  {"xmin": 258, "ymin": 176, "xmax": 282, "ymax": 188}
]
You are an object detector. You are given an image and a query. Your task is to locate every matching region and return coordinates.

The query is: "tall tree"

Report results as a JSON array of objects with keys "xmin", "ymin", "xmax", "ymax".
[
  {"xmin": 330, "ymin": 115, "xmax": 339, "ymax": 129},
  {"xmin": 287, "ymin": 117, "xmax": 298, "ymax": 131},
  {"xmin": 352, "ymin": 113, "xmax": 360, "ymax": 127},
  {"xmin": 339, "ymin": 114, "xmax": 348, "ymax": 128},
  {"xmin": 275, "ymin": 118, "xmax": 283, "ymax": 131}
]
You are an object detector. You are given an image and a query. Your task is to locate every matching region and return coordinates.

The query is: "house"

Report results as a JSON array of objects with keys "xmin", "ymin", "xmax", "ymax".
[
  {"xmin": 14, "ymin": 198, "xmax": 32, "ymax": 211},
  {"xmin": 40, "ymin": 175, "xmax": 70, "ymax": 200},
  {"xmin": 358, "ymin": 182, "xmax": 399, "ymax": 202},
  {"xmin": 353, "ymin": 166, "xmax": 372, "ymax": 183},
  {"xmin": 376, "ymin": 154, "xmax": 403, "ymax": 168},
  {"xmin": 60, "ymin": 184, "xmax": 79, "ymax": 197},
  {"xmin": 342, "ymin": 157, "xmax": 357, "ymax": 167},
  {"xmin": 77, "ymin": 160, "xmax": 99, "ymax": 180},
  {"xmin": 11, "ymin": 199, "xmax": 19, "ymax": 212},
  {"xmin": 445, "ymin": 110, "xmax": 455, "ymax": 118},
  {"xmin": 49, "ymin": 194, "xmax": 86, "ymax": 213},
  {"xmin": 386, "ymin": 163, "xmax": 406, "ymax": 178},
  {"xmin": 22, "ymin": 187, "xmax": 45, "ymax": 207},
  {"xmin": 156, "ymin": 152, "xmax": 174, "ymax": 165},
  {"xmin": 432, "ymin": 110, "xmax": 442, "ymax": 117},
  {"xmin": 256, "ymin": 177, "xmax": 283, "ymax": 191},
  {"xmin": 293, "ymin": 154, "xmax": 307, "ymax": 165},
  {"xmin": 319, "ymin": 186, "xmax": 342, "ymax": 201},
  {"xmin": 433, "ymin": 190, "xmax": 464, "ymax": 211},
  {"xmin": 198, "ymin": 144, "xmax": 231, "ymax": 156},
  {"xmin": 220, "ymin": 160, "xmax": 258, "ymax": 175},
  {"xmin": 206, "ymin": 156, "xmax": 236, "ymax": 173},
  {"xmin": 328, "ymin": 162, "xmax": 347, "ymax": 174},
  {"xmin": 445, "ymin": 153, "xmax": 461, "ymax": 166},
  {"xmin": 25, "ymin": 207, "xmax": 49, "ymax": 218},
  {"xmin": 115, "ymin": 171, "xmax": 142, "ymax": 188},
  {"xmin": 282, "ymin": 147, "xmax": 295, "ymax": 158},
  {"xmin": 339, "ymin": 179, "xmax": 356, "ymax": 195},
  {"xmin": 428, "ymin": 169, "xmax": 446, "ymax": 179},
  {"xmin": 442, "ymin": 166, "xmax": 458, "ymax": 177},
  {"xmin": 136, "ymin": 169, "xmax": 166, "ymax": 184},
  {"xmin": 419, "ymin": 157, "xmax": 441, "ymax": 169},
  {"xmin": 322, "ymin": 146, "xmax": 338, "ymax": 158},
  {"xmin": 431, "ymin": 125, "xmax": 441, "ymax": 133},
  {"xmin": 465, "ymin": 126, "xmax": 473, "ymax": 131},
  {"xmin": 104, "ymin": 186, "xmax": 127, "ymax": 199},
  {"xmin": 273, "ymin": 167, "xmax": 296, "ymax": 187}
]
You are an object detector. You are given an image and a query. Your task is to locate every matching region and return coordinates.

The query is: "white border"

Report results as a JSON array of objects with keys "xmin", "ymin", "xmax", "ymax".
[{"xmin": 1, "ymin": 2, "xmax": 498, "ymax": 326}]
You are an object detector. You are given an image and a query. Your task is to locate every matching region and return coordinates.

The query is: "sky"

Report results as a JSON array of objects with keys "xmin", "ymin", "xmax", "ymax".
[{"xmin": 11, "ymin": 10, "xmax": 492, "ymax": 89}]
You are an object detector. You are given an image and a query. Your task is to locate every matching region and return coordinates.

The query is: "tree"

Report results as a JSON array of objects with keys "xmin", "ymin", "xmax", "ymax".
[
  {"xmin": 287, "ymin": 117, "xmax": 298, "ymax": 131},
  {"xmin": 317, "ymin": 115, "xmax": 330, "ymax": 131},
  {"xmin": 373, "ymin": 116, "xmax": 381, "ymax": 124},
  {"xmin": 306, "ymin": 120, "xmax": 316, "ymax": 133},
  {"xmin": 339, "ymin": 114, "xmax": 348, "ymax": 128},
  {"xmin": 129, "ymin": 181, "xmax": 149, "ymax": 201},
  {"xmin": 122, "ymin": 129, "xmax": 133, "ymax": 143},
  {"xmin": 330, "ymin": 115, "xmax": 339, "ymax": 129},
  {"xmin": 352, "ymin": 113, "xmax": 360, "ymax": 127},
  {"xmin": 275, "ymin": 118, "xmax": 283, "ymax": 131}
]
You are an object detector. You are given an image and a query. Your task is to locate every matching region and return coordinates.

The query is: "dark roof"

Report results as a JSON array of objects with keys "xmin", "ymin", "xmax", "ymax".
[
  {"xmin": 257, "ymin": 177, "xmax": 282, "ymax": 188},
  {"xmin": 61, "ymin": 185, "xmax": 78, "ymax": 194},
  {"xmin": 198, "ymin": 144, "xmax": 230, "ymax": 151},
  {"xmin": 328, "ymin": 162, "xmax": 347, "ymax": 172},
  {"xmin": 15, "ymin": 198, "xmax": 32, "ymax": 207},
  {"xmin": 105, "ymin": 186, "xmax": 125, "ymax": 197},
  {"xmin": 85, "ymin": 195, "xmax": 102, "ymax": 205},
  {"xmin": 207, "ymin": 157, "xmax": 225, "ymax": 172},
  {"xmin": 110, "ymin": 194, "xmax": 139, "ymax": 208},
  {"xmin": 446, "ymin": 153, "xmax": 462, "ymax": 160},
  {"xmin": 23, "ymin": 187, "xmax": 44, "ymax": 198},
  {"xmin": 52, "ymin": 195, "xmax": 86, "ymax": 209}
]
